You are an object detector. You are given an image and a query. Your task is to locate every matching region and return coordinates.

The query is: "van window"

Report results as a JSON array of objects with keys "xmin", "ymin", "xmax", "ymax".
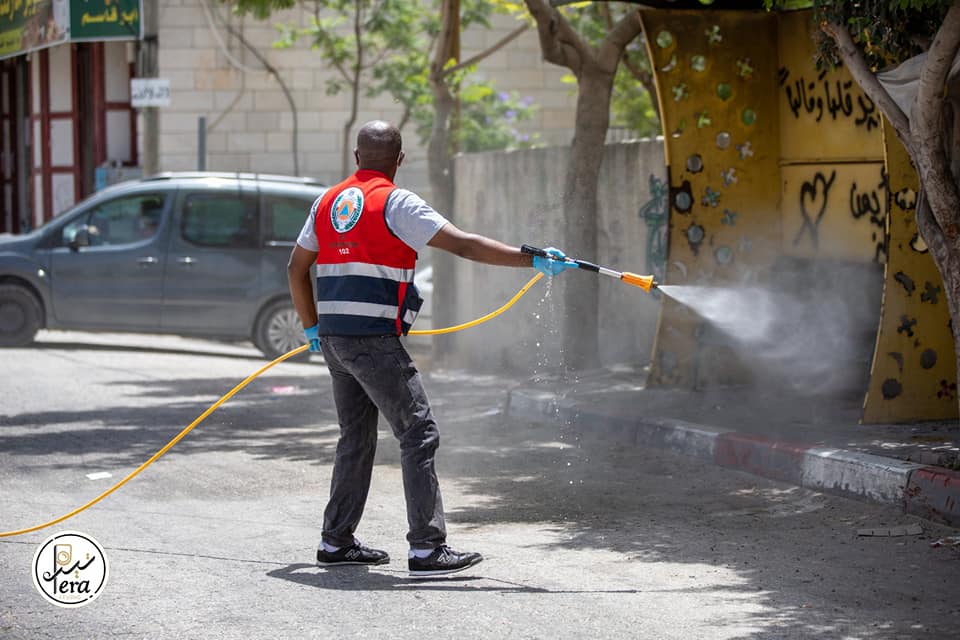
[
  {"xmin": 181, "ymin": 192, "xmax": 258, "ymax": 248},
  {"xmin": 263, "ymin": 194, "xmax": 315, "ymax": 243},
  {"xmin": 60, "ymin": 193, "xmax": 166, "ymax": 247}
]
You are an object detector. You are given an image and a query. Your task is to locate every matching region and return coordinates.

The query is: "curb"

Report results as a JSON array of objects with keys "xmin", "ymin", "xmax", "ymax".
[
  {"xmin": 905, "ymin": 467, "xmax": 960, "ymax": 525},
  {"xmin": 505, "ymin": 388, "xmax": 959, "ymax": 527}
]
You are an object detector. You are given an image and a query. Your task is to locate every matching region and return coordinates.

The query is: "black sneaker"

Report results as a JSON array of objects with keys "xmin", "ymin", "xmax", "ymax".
[
  {"xmin": 316, "ymin": 542, "xmax": 389, "ymax": 567},
  {"xmin": 408, "ymin": 545, "xmax": 483, "ymax": 577}
]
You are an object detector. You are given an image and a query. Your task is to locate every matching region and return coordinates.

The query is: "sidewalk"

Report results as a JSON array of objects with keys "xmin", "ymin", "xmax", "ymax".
[{"xmin": 502, "ymin": 365, "xmax": 960, "ymax": 528}]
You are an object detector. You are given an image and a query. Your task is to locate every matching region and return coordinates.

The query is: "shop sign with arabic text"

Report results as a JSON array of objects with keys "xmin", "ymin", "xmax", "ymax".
[
  {"xmin": 0, "ymin": 0, "xmax": 139, "ymax": 59},
  {"xmin": 71, "ymin": 0, "xmax": 140, "ymax": 40}
]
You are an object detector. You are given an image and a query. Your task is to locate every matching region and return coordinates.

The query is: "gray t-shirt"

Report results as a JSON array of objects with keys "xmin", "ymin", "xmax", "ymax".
[{"xmin": 297, "ymin": 188, "xmax": 448, "ymax": 253}]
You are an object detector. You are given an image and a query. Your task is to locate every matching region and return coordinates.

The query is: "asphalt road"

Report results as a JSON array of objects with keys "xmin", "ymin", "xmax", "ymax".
[{"xmin": 1, "ymin": 331, "xmax": 958, "ymax": 639}]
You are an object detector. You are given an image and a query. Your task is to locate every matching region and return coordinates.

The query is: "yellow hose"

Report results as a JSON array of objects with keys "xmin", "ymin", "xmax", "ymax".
[
  {"xmin": 410, "ymin": 272, "xmax": 543, "ymax": 335},
  {"xmin": 0, "ymin": 272, "xmax": 544, "ymax": 538}
]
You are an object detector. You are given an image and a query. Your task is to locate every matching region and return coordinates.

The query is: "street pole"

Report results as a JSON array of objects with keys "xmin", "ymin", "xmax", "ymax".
[
  {"xmin": 197, "ymin": 116, "xmax": 206, "ymax": 170},
  {"xmin": 140, "ymin": 0, "xmax": 159, "ymax": 176}
]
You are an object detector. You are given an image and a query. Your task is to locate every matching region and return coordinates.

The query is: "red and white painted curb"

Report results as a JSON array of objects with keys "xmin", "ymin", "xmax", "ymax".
[{"xmin": 506, "ymin": 389, "xmax": 960, "ymax": 527}]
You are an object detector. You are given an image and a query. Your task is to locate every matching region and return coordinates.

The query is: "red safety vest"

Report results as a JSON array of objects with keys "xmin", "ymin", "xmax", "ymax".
[{"xmin": 313, "ymin": 169, "xmax": 421, "ymax": 335}]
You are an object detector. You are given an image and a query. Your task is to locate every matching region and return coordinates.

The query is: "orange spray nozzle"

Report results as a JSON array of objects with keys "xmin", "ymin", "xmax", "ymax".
[{"xmin": 620, "ymin": 272, "xmax": 657, "ymax": 292}]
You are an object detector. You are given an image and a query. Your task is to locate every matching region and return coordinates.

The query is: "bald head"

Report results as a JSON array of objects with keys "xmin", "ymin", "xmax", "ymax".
[{"xmin": 355, "ymin": 120, "xmax": 403, "ymax": 178}]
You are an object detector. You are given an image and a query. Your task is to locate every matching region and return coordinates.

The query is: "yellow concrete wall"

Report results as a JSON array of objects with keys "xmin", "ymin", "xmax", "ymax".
[
  {"xmin": 777, "ymin": 11, "xmax": 886, "ymax": 263},
  {"xmin": 642, "ymin": 8, "xmax": 957, "ymax": 422},
  {"xmin": 862, "ymin": 123, "xmax": 958, "ymax": 422},
  {"xmin": 642, "ymin": 10, "xmax": 957, "ymax": 422},
  {"xmin": 642, "ymin": 10, "xmax": 782, "ymax": 387}
]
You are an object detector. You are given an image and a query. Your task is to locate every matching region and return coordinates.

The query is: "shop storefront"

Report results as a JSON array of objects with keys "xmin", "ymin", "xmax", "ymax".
[{"xmin": 0, "ymin": 0, "xmax": 141, "ymax": 234}]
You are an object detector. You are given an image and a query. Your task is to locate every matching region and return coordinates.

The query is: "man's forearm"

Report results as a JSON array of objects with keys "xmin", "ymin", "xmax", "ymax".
[
  {"xmin": 287, "ymin": 245, "xmax": 319, "ymax": 328},
  {"xmin": 456, "ymin": 233, "xmax": 533, "ymax": 266},
  {"xmin": 289, "ymin": 271, "xmax": 318, "ymax": 328},
  {"xmin": 427, "ymin": 223, "xmax": 535, "ymax": 267}
]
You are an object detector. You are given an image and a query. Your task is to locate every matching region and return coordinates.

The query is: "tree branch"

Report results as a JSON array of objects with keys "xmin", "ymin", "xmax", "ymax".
[
  {"xmin": 213, "ymin": 3, "xmax": 299, "ymax": 175},
  {"xmin": 912, "ymin": 2, "xmax": 960, "ymax": 144},
  {"xmin": 622, "ymin": 49, "xmax": 660, "ymax": 123},
  {"xmin": 908, "ymin": 2, "xmax": 960, "ymax": 241},
  {"xmin": 597, "ymin": 9, "xmax": 642, "ymax": 73},
  {"xmin": 523, "ymin": 0, "xmax": 591, "ymax": 76},
  {"xmin": 442, "ymin": 24, "xmax": 529, "ymax": 78},
  {"xmin": 915, "ymin": 188, "xmax": 948, "ymax": 262},
  {"xmin": 433, "ymin": 0, "xmax": 459, "ymax": 75},
  {"xmin": 822, "ymin": 20, "xmax": 913, "ymax": 156}
]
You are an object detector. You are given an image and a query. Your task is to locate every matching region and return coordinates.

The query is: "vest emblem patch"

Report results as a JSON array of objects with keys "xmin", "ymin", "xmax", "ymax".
[{"xmin": 330, "ymin": 187, "xmax": 364, "ymax": 233}]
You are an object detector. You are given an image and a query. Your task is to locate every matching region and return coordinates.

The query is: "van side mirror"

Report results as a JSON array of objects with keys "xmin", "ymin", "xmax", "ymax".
[{"xmin": 68, "ymin": 225, "xmax": 91, "ymax": 251}]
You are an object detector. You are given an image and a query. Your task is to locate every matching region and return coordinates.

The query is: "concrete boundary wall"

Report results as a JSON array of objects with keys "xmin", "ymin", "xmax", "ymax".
[{"xmin": 434, "ymin": 139, "xmax": 666, "ymax": 372}]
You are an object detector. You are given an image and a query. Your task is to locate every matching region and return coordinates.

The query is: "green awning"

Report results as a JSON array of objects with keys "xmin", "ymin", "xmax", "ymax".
[{"xmin": 0, "ymin": 0, "xmax": 141, "ymax": 61}]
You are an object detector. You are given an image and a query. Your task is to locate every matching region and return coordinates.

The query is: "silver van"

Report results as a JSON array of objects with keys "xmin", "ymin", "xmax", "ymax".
[{"xmin": 0, "ymin": 172, "xmax": 325, "ymax": 360}]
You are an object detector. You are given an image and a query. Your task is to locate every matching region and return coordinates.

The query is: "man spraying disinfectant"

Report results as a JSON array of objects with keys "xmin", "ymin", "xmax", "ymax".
[{"xmin": 286, "ymin": 120, "xmax": 575, "ymax": 577}]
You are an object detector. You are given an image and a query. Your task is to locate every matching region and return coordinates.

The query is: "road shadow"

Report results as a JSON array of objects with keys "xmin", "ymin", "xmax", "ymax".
[
  {"xmin": 31, "ymin": 338, "xmax": 320, "ymax": 363},
  {"xmin": 266, "ymin": 562, "xmax": 644, "ymax": 595}
]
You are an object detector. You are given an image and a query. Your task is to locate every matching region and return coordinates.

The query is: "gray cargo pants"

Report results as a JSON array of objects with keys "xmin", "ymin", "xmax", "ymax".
[{"xmin": 319, "ymin": 335, "xmax": 446, "ymax": 550}]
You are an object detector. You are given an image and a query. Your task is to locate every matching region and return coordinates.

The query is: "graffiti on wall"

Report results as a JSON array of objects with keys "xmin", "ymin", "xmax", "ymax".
[
  {"xmin": 639, "ymin": 174, "xmax": 669, "ymax": 291},
  {"xmin": 784, "ymin": 163, "xmax": 888, "ymax": 263},
  {"xmin": 778, "ymin": 67, "xmax": 879, "ymax": 131}
]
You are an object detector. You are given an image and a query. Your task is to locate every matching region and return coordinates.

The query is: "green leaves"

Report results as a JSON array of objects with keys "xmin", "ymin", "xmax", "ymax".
[
  {"xmin": 766, "ymin": 0, "xmax": 951, "ymax": 68},
  {"xmin": 228, "ymin": 0, "xmax": 599, "ymax": 153}
]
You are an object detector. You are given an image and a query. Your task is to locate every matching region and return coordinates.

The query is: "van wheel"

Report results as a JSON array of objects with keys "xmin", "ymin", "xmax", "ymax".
[
  {"xmin": 0, "ymin": 284, "xmax": 42, "ymax": 347},
  {"xmin": 254, "ymin": 299, "xmax": 310, "ymax": 362}
]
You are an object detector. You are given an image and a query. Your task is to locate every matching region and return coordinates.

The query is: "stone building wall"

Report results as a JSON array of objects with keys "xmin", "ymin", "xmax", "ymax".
[{"xmin": 154, "ymin": 1, "xmax": 578, "ymax": 202}]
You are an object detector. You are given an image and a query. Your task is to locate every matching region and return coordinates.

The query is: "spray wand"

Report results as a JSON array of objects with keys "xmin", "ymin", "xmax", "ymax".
[{"xmin": 521, "ymin": 244, "xmax": 658, "ymax": 292}]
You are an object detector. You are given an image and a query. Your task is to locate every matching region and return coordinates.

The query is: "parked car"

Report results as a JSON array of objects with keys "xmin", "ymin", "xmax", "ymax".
[{"xmin": 0, "ymin": 172, "xmax": 326, "ymax": 360}]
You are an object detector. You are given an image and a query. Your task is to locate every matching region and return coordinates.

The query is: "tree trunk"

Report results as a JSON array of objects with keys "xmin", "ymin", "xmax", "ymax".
[
  {"xmin": 912, "ymin": 87, "xmax": 960, "ymax": 417},
  {"xmin": 342, "ymin": 3, "xmax": 364, "ymax": 177},
  {"xmin": 427, "ymin": 67, "xmax": 457, "ymax": 362},
  {"xmin": 562, "ymin": 69, "xmax": 615, "ymax": 370}
]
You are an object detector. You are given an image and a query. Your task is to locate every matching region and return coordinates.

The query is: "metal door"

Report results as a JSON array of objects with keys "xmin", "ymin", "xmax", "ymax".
[
  {"xmin": 48, "ymin": 191, "xmax": 170, "ymax": 328},
  {"xmin": 160, "ymin": 184, "xmax": 262, "ymax": 336}
]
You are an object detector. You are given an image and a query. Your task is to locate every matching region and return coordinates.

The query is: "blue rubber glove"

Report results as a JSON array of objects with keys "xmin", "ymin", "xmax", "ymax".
[
  {"xmin": 303, "ymin": 323, "xmax": 321, "ymax": 353},
  {"xmin": 532, "ymin": 247, "xmax": 577, "ymax": 276}
]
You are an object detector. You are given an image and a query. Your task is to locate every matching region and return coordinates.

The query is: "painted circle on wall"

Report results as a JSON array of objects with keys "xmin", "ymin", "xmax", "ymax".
[
  {"xmin": 881, "ymin": 378, "xmax": 903, "ymax": 399},
  {"xmin": 715, "ymin": 246, "xmax": 733, "ymax": 265}
]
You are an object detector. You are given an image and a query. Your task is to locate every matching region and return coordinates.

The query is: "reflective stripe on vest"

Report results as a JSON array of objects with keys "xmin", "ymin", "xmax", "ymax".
[
  {"xmin": 316, "ymin": 301, "xmax": 418, "ymax": 326},
  {"xmin": 314, "ymin": 262, "xmax": 415, "ymax": 282}
]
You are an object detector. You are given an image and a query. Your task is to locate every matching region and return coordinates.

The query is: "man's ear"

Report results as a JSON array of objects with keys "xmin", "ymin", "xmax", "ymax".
[
  {"xmin": 397, "ymin": 150, "xmax": 405, "ymax": 168},
  {"xmin": 354, "ymin": 149, "xmax": 360, "ymax": 166}
]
